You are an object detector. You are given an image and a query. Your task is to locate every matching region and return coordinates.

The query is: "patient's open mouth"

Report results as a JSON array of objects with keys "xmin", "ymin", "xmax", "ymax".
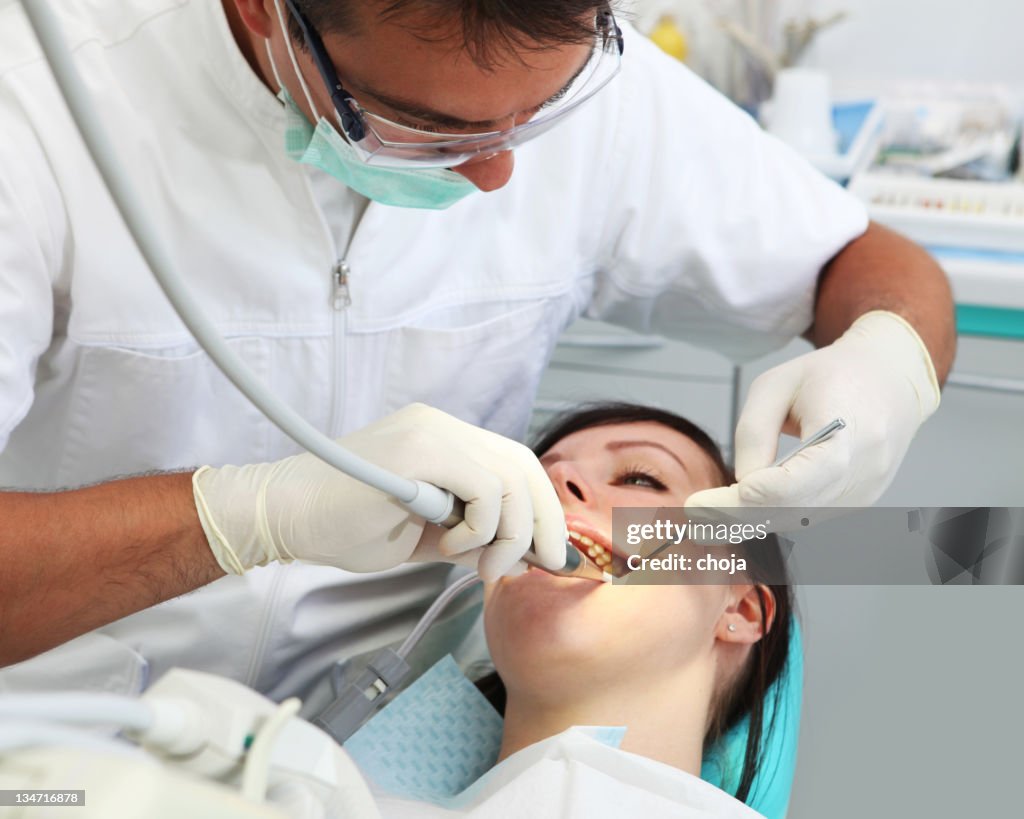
[{"xmin": 566, "ymin": 520, "xmax": 630, "ymax": 578}]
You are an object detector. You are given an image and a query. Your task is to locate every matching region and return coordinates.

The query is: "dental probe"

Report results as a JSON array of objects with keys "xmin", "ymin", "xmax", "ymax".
[
  {"xmin": 771, "ymin": 418, "xmax": 846, "ymax": 468},
  {"xmin": 624, "ymin": 418, "xmax": 849, "ymax": 570},
  {"xmin": 442, "ymin": 499, "xmax": 613, "ymax": 583}
]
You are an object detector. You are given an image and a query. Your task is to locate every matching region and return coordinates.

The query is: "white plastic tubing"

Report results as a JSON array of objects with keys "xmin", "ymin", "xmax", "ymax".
[{"xmin": 19, "ymin": 0, "xmax": 454, "ymax": 524}]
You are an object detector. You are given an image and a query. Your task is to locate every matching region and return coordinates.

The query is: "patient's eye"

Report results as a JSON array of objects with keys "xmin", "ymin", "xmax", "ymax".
[{"xmin": 617, "ymin": 468, "xmax": 668, "ymax": 491}]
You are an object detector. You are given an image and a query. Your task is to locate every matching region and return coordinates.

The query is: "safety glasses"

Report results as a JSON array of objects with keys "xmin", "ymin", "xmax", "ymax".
[{"xmin": 281, "ymin": 0, "xmax": 624, "ymax": 168}]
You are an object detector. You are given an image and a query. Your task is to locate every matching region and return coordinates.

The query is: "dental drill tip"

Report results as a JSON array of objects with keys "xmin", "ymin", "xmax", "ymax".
[{"xmin": 563, "ymin": 540, "xmax": 620, "ymax": 582}]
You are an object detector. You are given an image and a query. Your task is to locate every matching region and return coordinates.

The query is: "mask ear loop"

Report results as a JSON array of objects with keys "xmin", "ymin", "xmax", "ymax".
[
  {"xmin": 264, "ymin": 39, "xmax": 285, "ymax": 94},
  {"xmin": 270, "ymin": 0, "xmax": 322, "ymax": 121}
]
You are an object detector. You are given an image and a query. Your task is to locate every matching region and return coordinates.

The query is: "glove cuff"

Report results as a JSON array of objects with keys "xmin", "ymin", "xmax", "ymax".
[
  {"xmin": 847, "ymin": 310, "xmax": 942, "ymax": 419},
  {"xmin": 192, "ymin": 466, "xmax": 248, "ymax": 575}
]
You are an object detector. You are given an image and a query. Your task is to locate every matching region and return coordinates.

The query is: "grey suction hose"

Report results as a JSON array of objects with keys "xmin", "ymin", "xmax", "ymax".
[
  {"xmin": 19, "ymin": 0, "xmax": 453, "ymax": 524},
  {"xmin": 396, "ymin": 570, "xmax": 482, "ymax": 659}
]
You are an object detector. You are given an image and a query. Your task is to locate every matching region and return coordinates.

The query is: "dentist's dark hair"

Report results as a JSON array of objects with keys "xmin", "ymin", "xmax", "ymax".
[
  {"xmin": 290, "ymin": 1, "xmax": 617, "ymax": 66},
  {"xmin": 478, "ymin": 401, "xmax": 795, "ymax": 807}
]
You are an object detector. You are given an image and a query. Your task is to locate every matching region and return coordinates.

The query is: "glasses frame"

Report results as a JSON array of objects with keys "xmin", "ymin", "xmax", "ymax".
[{"xmin": 280, "ymin": 0, "xmax": 624, "ymax": 167}]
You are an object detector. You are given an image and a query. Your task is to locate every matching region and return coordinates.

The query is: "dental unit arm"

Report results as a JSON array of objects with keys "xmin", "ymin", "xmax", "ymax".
[
  {"xmin": 19, "ymin": 0, "xmax": 596, "ymax": 580},
  {"xmin": 0, "ymin": 670, "xmax": 383, "ymax": 819},
  {"xmin": 0, "ymin": 571, "xmax": 495, "ymax": 816}
]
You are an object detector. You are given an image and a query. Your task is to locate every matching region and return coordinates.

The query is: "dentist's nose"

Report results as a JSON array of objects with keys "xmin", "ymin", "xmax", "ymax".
[{"xmin": 452, "ymin": 150, "xmax": 515, "ymax": 191}]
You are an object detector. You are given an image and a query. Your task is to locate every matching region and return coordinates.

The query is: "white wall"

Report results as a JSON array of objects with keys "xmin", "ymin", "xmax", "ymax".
[
  {"xmin": 800, "ymin": 0, "xmax": 1024, "ymax": 95},
  {"xmin": 629, "ymin": 0, "xmax": 1024, "ymax": 97}
]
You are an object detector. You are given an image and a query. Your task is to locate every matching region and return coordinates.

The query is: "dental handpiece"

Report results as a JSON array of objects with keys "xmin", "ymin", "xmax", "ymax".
[{"xmin": 441, "ymin": 499, "xmax": 612, "ymax": 583}]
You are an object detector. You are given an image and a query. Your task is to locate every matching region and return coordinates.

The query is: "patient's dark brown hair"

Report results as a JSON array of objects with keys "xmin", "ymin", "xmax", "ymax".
[{"xmin": 478, "ymin": 402, "xmax": 795, "ymax": 806}]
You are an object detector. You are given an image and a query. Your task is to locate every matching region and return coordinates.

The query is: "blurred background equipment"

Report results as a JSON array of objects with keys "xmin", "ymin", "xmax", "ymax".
[{"xmin": 631, "ymin": 0, "xmax": 847, "ymax": 111}]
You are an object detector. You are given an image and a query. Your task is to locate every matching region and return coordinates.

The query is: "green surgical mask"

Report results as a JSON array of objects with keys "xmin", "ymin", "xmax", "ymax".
[
  {"xmin": 279, "ymin": 91, "xmax": 478, "ymax": 210},
  {"xmin": 266, "ymin": 32, "xmax": 477, "ymax": 211}
]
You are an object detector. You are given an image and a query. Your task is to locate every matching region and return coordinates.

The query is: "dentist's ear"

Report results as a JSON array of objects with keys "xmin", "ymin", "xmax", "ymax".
[
  {"xmin": 717, "ymin": 584, "xmax": 776, "ymax": 644},
  {"xmin": 232, "ymin": 0, "xmax": 274, "ymax": 38}
]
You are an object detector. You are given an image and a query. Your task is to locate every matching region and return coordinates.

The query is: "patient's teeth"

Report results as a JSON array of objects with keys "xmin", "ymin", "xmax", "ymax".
[{"xmin": 567, "ymin": 528, "xmax": 616, "ymax": 566}]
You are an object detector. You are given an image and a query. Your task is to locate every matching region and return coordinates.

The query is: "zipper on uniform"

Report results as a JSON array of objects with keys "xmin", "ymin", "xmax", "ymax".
[
  {"xmin": 332, "ymin": 260, "xmax": 352, "ymax": 310},
  {"xmin": 329, "ymin": 259, "xmax": 351, "ymax": 437}
]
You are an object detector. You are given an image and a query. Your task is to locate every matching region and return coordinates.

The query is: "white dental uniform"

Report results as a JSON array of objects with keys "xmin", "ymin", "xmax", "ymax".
[{"xmin": 0, "ymin": 0, "xmax": 866, "ymax": 697}]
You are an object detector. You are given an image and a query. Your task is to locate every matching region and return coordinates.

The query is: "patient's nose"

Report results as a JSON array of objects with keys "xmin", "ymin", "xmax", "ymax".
[{"xmin": 547, "ymin": 462, "xmax": 591, "ymax": 506}]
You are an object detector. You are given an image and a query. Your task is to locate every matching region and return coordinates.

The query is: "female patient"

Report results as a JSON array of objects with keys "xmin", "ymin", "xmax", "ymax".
[
  {"xmin": 480, "ymin": 403, "xmax": 794, "ymax": 814},
  {"xmin": 356, "ymin": 402, "xmax": 795, "ymax": 817}
]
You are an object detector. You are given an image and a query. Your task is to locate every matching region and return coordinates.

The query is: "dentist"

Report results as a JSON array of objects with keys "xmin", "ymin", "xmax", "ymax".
[{"xmin": 0, "ymin": 0, "xmax": 954, "ymax": 695}]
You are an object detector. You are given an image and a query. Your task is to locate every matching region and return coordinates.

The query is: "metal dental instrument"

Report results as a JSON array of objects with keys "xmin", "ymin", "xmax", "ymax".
[
  {"xmin": 627, "ymin": 418, "xmax": 848, "ymax": 571},
  {"xmin": 772, "ymin": 417, "xmax": 846, "ymax": 468},
  {"xmin": 528, "ymin": 542, "xmax": 613, "ymax": 583},
  {"xmin": 524, "ymin": 542, "xmax": 615, "ymax": 583}
]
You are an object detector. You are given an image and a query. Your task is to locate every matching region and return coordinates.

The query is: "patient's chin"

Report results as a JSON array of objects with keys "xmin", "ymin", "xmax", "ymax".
[{"xmin": 486, "ymin": 581, "xmax": 610, "ymax": 672}]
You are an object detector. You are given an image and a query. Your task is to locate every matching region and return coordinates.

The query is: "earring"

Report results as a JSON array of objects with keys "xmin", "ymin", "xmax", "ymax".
[{"xmin": 727, "ymin": 623, "xmax": 737, "ymax": 632}]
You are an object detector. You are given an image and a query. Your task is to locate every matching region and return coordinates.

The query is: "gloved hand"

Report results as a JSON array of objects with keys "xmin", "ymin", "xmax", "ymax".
[
  {"xmin": 686, "ymin": 311, "xmax": 941, "ymax": 530},
  {"xmin": 192, "ymin": 403, "xmax": 567, "ymax": 581}
]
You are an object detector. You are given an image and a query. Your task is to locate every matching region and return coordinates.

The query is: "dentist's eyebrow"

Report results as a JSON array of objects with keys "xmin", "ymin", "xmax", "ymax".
[
  {"xmin": 605, "ymin": 440, "xmax": 691, "ymax": 477},
  {"xmin": 342, "ymin": 46, "xmax": 593, "ymax": 130}
]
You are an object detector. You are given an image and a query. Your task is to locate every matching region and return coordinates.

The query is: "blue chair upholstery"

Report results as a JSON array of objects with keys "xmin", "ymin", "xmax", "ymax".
[{"xmin": 700, "ymin": 618, "xmax": 803, "ymax": 818}]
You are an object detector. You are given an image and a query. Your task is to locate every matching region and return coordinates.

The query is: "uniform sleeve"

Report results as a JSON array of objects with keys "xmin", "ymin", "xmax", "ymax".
[
  {"xmin": 0, "ymin": 89, "xmax": 62, "ymax": 452},
  {"xmin": 590, "ymin": 25, "xmax": 869, "ymax": 362}
]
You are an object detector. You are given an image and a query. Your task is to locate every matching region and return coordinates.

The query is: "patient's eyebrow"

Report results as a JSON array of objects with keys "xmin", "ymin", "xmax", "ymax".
[
  {"xmin": 539, "ymin": 451, "xmax": 562, "ymax": 467},
  {"xmin": 605, "ymin": 441, "xmax": 691, "ymax": 476}
]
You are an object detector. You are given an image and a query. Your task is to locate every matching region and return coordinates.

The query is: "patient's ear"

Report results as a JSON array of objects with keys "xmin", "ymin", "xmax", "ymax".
[{"xmin": 716, "ymin": 584, "xmax": 776, "ymax": 644}]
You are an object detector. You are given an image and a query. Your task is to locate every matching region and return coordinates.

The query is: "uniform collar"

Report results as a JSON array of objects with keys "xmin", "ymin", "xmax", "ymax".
[{"xmin": 194, "ymin": 0, "xmax": 284, "ymax": 130}]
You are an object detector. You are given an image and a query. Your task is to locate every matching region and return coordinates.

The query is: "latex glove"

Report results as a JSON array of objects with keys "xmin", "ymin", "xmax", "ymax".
[
  {"xmin": 686, "ymin": 311, "xmax": 941, "ymax": 530},
  {"xmin": 193, "ymin": 403, "xmax": 566, "ymax": 581}
]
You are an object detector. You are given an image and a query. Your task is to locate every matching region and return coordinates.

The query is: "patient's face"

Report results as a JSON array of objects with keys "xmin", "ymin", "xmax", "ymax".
[
  {"xmin": 484, "ymin": 421, "xmax": 731, "ymax": 693},
  {"xmin": 539, "ymin": 420, "xmax": 722, "ymax": 550}
]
